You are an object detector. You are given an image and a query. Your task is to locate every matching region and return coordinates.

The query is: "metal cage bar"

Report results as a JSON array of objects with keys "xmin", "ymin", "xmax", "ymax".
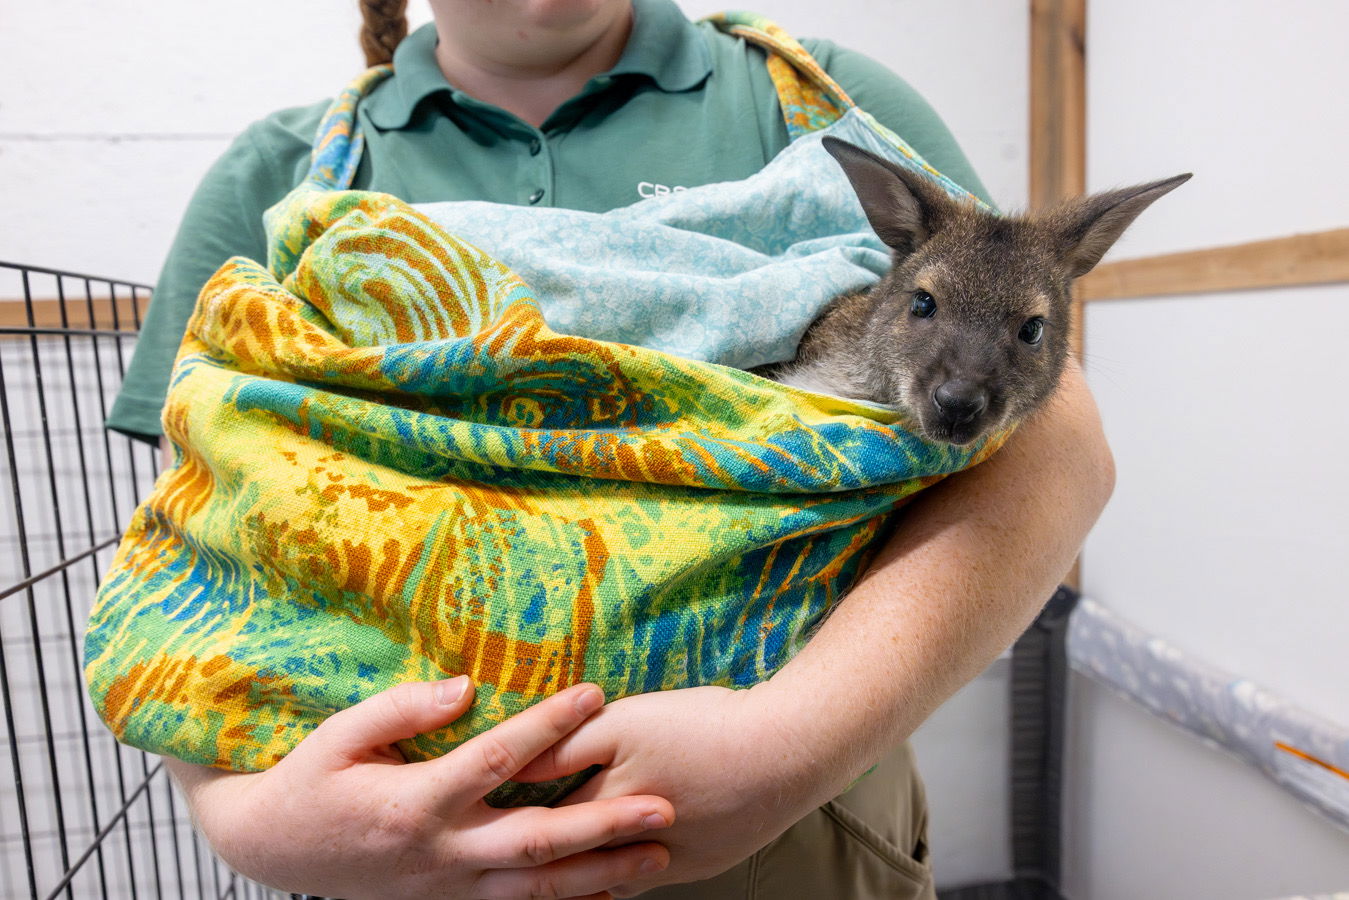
[{"xmin": 0, "ymin": 261, "xmax": 280, "ymax": 900}]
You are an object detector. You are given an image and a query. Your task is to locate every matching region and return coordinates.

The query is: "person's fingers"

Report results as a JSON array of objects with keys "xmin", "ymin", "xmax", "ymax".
[
  {"xmin": 472, "ymin": 842, "xmax": 669, "ymax": 900},
  {"xmin": 511, "ymin": 714, "xmax": 616, "ymax": 784},
  {"xmin": 546, "ymin": 765, "xmax": 623, "ymax": 806},
  {"xmin": 306, "ymin": 676, "xmax": 474, "ymax": 763},
  {"xmin": 431, "ymin": 682, "xmax": 605, "ymax": 808},
  {"xmin": 468, "ymin": 796, "xmax": 673, "ymax": 869}
]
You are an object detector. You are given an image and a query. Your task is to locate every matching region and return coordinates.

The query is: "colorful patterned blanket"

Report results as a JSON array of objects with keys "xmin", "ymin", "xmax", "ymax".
[{"xmin": 85, "ymin": 15, "xmax": 1004, "ymax": 801}]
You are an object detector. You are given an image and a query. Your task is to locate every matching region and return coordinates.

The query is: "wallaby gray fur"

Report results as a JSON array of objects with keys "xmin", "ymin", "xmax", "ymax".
[{"xmin": 758, "ymin": 137, "xmax": 1190, "ymax": 446}]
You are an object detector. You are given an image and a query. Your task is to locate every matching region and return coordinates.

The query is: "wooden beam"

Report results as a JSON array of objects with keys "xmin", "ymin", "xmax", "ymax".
[
  {"xmin": 1029, "ymin": 0, "xmax": 1086, "ymax": 208},
  {"xmin": 1078, "ymin": 227, "xmax": 1349, "ymax": 302},
  {"xmin": 0, "ymin": 296, "xmax": 145, "ymax": 333},
  {"xmin": 1030, "ymin": 0, "xmax": 1087, "ymax": 590},
  {"xmin": 1030, "ymin": 0, "xmax": 1087, "ymax": 366}
]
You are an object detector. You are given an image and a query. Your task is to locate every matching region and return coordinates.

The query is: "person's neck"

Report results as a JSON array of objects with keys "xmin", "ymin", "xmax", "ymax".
[{"xmin": 432, "ymin": 7, "xmax": 634, "ymax": 128}]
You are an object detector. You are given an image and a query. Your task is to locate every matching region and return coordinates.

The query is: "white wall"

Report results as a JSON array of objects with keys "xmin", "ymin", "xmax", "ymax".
[
  {"xmin": 1070, "ymin": 0, "xmax": 1349, "ymax": 896},
  {"xmin": 0, "ymin": 0, "xmax": 431, "ymax": 282}
]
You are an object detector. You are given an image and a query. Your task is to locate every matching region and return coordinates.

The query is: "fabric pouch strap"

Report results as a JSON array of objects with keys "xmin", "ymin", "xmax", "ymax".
[
  {"xmin": 705, "ymin": 12, "xmax": 856, "ymax": 139},
  {"xmin": 707, "ymin": 13, "xmax": 985, "ymax": 208},
  {"xmin": 304, "ymin": 65, "xmax": 393, "ymax": 190}
]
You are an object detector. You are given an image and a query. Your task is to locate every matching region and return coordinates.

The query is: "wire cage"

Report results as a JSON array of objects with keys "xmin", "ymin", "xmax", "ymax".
[{"xmin": 0, "ymin": 261, "xmax": 281, "ymax": 900}]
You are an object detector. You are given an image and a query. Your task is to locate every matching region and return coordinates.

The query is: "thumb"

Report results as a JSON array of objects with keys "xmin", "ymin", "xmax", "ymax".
[{"xmin": 309, "ymin": 676, "xmax": 474, "ymax": 762}]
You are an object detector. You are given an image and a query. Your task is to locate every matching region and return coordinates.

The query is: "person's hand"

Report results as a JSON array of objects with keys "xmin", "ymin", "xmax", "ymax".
[
  {"xmin": 169, "ymin": 679, "xmax": 675, "ymax": 900},
  {"xmin": 514, "ymin": 683, "xmax": 846, "ymax": 895}
]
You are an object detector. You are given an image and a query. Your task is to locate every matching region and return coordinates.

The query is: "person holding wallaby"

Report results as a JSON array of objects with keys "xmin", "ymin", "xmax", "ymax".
[{"xmin": 95, "ymin": 2, "xmax": 1124, "ymax": 898}]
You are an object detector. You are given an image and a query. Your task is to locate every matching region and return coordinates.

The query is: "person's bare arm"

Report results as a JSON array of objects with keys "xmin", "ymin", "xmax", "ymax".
[{"xmin": 521, "ymin": 361, "xmax": 1114, "ymax": 891}]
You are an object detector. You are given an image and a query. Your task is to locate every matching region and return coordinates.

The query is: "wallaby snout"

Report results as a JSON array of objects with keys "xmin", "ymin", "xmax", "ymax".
[{"xmin": 933, "ymin": 379, "xmax": 988, "ymax": 425}]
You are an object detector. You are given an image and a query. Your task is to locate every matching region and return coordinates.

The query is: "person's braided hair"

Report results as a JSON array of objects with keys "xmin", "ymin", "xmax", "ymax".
[{"xmin": 359, "ymin": 0, "xmax": 408, "ymax": 66}]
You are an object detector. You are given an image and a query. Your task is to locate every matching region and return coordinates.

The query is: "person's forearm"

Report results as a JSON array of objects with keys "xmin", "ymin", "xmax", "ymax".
[
  {"xmin": 163, "ymin": 758, "xmax": 233, "ymax": 826},
  {"xmin": 755, "ymin": 362, "xmax": 1114, "ymax": 801},
  {"xmin": 163, "ymin": 757, "xmax": 270, "ymax": 871},
  {"xmin": 164, "ymin": 756, "xmax": 225, "ymax": 794}
]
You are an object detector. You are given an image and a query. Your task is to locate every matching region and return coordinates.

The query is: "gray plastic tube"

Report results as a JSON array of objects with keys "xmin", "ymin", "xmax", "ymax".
[{"xmin": 1067, "ymin": 597, "xmax": 1349, "ymax": 835}]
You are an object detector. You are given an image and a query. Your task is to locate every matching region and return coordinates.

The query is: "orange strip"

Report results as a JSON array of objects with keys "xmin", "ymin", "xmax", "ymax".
[{"xmin": 1274, "ymin": 741, "xmax": 1349, "ymax": 781}]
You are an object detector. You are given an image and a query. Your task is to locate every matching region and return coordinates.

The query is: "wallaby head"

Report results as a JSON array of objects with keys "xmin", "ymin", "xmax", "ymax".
[{"xmin": 821, "ymin": 137, "xmax": 1190, "ymax": 446}]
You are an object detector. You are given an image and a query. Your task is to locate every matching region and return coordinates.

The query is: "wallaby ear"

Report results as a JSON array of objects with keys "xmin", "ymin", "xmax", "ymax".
[
  {"xmin": 823, "ymin": 137, "xmax": 957, "ymax": 256},
  {"xmin": 1055, "ymin": 173, "xmax": 1192, "ymax": 278}
]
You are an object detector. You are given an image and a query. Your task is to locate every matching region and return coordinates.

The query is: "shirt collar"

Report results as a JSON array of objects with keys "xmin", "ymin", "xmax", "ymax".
[
  {"xmin": 364, "ymin": 0, "xmax": 711, "ymax": 131},
  {"xmin": 608, "ymin": 0, "xmax": 712, "ymax": 92}
]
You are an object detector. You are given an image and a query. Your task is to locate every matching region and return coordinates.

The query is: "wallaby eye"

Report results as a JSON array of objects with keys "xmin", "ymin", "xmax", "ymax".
[
  {"xmin": 1019, "ymin": 317, "xmax": 1045, "ymax": 345},
  {"xmin": 910, "ymin": 291, "xmax": 937, "ymax": 318}
]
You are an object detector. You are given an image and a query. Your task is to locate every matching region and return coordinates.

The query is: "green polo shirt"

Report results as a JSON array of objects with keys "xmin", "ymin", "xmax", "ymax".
[{"xmin": 109, "ymin": 0, "xmax": 990, "ymax": 444}]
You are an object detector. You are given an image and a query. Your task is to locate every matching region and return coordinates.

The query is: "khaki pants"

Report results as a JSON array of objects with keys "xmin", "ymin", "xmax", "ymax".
[{"xmin": 640, "ymin": 742, "xmax": 935, "ymax": 899}]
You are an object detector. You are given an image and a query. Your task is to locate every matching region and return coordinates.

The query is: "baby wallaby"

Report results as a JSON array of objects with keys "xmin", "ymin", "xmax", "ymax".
[{"xmin": 762, "ymin": 137, "xmax": 1189, "ymax": 446}]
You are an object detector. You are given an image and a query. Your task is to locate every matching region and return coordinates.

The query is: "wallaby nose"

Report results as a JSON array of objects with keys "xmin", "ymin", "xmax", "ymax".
[{"xmin": 933, "ymin": 380, "xmax": 988, "ymax": 424}]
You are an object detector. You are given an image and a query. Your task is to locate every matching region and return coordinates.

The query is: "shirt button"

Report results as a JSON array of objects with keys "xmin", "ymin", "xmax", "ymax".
[
  {"xmin": 528, "ymin": 189, "xmax": 545, "ymax": 205},
  {"xmin": 529, "ymin": 137, "xmax": 542, "ymax": 155}
]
